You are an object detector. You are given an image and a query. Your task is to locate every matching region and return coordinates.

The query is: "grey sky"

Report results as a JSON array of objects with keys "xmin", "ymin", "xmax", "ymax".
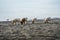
[{"xmin": 0, "ymin": 0, "xmax": 60, "ymax": 21}]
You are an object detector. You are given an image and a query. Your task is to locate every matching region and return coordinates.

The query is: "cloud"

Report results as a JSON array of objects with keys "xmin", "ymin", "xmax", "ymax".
[{"xmin": 0, "ymin": 0, "xmax": 60, "ymax": 20}]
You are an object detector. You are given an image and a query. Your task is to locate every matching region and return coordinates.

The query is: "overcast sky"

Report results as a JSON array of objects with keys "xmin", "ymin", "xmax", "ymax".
[{"xmin": 0, "ymin": 0, "xmax": 60, "ymax": 21}]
